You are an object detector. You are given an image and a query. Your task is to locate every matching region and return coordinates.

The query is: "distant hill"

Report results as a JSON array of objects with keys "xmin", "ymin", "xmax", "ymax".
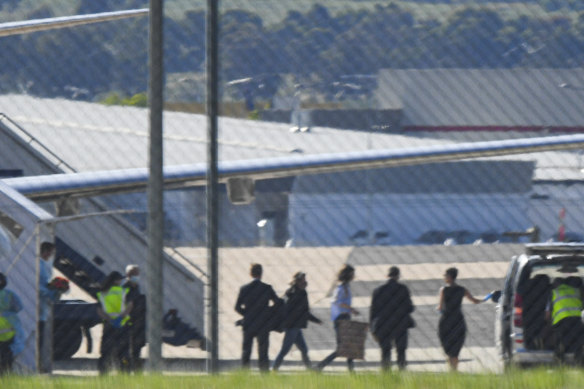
[{"xmin": 0, "ymin": 0, "xmax": 562, "ymax": 26}]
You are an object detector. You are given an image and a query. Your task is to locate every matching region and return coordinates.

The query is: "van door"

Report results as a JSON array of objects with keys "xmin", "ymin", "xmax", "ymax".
[{"xmin": 496, "ymin": 256, "xmax": 521, "ymax": 362}]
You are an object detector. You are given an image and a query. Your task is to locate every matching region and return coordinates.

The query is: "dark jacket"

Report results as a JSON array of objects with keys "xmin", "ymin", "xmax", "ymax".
[
  {"xmin": 123, "ymin": 282, "xmax": 145, "ymax": 323},
  {"xmin": 235, "ymin": 279, "xmax": 280, "ymax": 333},
  {"xmin": 281, "ymin": 286, "xmax": 320, "ymax": 329},
  {"xmin": 123, "ymin": 281, "xmax": 146, "ymax": 345},
  {"xmin": 370, "ymin": 279, "xmax": 414, "ymax": 340}
]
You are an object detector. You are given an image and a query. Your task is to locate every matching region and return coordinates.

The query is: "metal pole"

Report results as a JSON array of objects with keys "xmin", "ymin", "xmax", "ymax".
[
  {"xmin": 147, "ymin": 0, "xmax": 164, "ymax": 372},
  {"xmin": 206, "ymin": 0, "xmax": 220, "ymax": 374},
  {"xmin": 34, "ymin": 224, "xmax": 41, "ymax": 373}
]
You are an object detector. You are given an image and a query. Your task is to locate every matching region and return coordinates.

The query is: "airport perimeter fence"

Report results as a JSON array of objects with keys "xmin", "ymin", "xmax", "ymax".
[{"xmin": 1, "ymin": 0, "xmax": 584, "ymax": 375}]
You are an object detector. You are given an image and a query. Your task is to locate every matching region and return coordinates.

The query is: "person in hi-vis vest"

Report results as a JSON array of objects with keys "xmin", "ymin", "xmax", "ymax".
[
  {"xmin": 547, "ymin": 276, "xmax": 584, "ymax": 363},
  {"xmin": 96, "ymin": 271, "xmax": 133, "ymax": 374},
  {"xmin": 0, "ymin": 273, "xmax": 22, "ymax": 375}
]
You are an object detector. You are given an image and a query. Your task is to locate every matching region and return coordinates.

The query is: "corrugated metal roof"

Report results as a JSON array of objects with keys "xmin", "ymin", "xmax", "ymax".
[
  {"xmin": 0, "ymin": 94, "xmax": 453, "ymax": 172},
  {"xmin": 0, "ymin": 94, "xmax": 581, "ymax": 183},
  {"xmin": 376, "ymin": 69, "xmax": 584, "ymax": 127}
]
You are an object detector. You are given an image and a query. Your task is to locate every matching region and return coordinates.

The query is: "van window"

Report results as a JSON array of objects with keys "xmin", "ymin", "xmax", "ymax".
[{"xmin": 503, "ymin": 257, "xmax": 520, "ymax": 307}]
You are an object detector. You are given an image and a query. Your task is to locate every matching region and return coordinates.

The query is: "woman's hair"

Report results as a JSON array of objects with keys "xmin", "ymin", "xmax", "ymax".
[
  {"xmin": 337, "ymin": 264, "xmax": 355, "ymax": 283},
  {"xmin": 445, "ymin": 267, "xmax": 458, "ymax": 281},
  {"xmin": 290, "ymin": 271, "xmax": 306, "ymax": 286}
]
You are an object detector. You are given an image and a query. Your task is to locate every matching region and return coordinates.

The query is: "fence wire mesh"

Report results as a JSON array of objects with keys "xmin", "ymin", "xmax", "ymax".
[{"xmin": 0, "ymin": 0, "xmax": 584, "ymax": 375}]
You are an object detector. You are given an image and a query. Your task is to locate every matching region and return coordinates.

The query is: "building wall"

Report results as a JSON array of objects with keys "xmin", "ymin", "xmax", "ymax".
[
  {"xmin": 529, "ymin": 182, "xmax": 584, "ymax": 241},
  {"xmin": 260, "ymin": 108, "xmax": 401, "ymax": 130},
  {"xmin": 289, "ymin": 193, "xmax": 531, "ymax": 246}
]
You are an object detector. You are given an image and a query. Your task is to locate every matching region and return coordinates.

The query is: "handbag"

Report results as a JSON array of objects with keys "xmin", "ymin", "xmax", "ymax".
[{"xmin": 337, "ymin": 320, "xmax": 369, "ymax": 359}]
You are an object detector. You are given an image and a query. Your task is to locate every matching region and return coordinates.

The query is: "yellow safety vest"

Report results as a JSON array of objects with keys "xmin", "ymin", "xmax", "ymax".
[
  {"xmin": 97, "ymin": 286, "xmax": 130, "ymax": 326},
  {"xmin": 551, "ymin": 284, "xmax": 583, "ymax": 326},
  {"xmin": 0, "ymin": 316, "xmax": 14, "ymax": 342}
]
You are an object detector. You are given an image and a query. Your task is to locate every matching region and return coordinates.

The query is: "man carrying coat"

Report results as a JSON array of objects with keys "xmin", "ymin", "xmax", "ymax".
[{"xmin": 370, "ymin": 266, "xmax": 414, "ymax": 371}]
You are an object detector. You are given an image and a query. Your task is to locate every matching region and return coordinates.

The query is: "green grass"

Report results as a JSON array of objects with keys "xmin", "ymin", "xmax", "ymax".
[{"xmin": 3, "ymin": 370, "xmax": 584, "ymax": 389}]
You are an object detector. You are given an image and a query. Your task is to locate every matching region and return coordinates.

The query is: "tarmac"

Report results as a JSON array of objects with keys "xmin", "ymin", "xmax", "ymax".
[{"xmin": 53, "ymin": 243, "xmax": 525, "ymax": 375}]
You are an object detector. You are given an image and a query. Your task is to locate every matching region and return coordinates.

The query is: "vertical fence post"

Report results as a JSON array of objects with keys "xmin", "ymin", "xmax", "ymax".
[
  {"xmin": 147, "ymin": 0, "xmax": 164, "ymax": 372},
  {"xmin": 206, "ymin": 0, "xmax": 220, "ymax": 374}
]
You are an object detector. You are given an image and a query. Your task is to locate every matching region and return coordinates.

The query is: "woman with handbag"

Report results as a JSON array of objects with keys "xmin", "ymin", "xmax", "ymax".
[
  {"xmin": 272, "ymin": 272, "xmax": 322, "ymax": 371},
  {"xmin": 316, "ymin": 264, "xmax": 359, "ymax": 371}
]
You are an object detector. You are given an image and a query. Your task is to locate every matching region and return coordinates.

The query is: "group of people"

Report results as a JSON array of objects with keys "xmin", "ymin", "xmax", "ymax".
[
  {"xmin": 2, "ymin": 241, "xmax": 146, "ymax": 375},
  {"xmin": 7, "ymin": 242, "xmax": 584, "ymax": 374},
  {"xmin": 96, "ymin": 265, "xmax": 146, "ymax": 374},
  {"xmin": 38, "ymin": 242, "xmax": 146, "ymax": 374},
  {"xmin": 235, "ymin": 263, "xmax": 486, "ymax": 372}
]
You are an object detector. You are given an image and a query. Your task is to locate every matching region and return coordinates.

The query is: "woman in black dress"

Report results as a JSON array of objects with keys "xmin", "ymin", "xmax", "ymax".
[{"xmin": 437, "ymin": 267, "xmax": 483, "ymax": 371}]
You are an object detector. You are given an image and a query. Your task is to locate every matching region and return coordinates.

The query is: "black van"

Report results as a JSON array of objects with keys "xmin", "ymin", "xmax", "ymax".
[{"xmin": 494, "ymin": 243, "xmax": 584, "ymax": 368}]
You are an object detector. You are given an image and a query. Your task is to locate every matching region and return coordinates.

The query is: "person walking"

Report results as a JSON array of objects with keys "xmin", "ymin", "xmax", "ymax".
[
  {"xmin": 97, "ymin": 271, "xmax": 133, "ymax": 374},
  {"xmin": 437, "ymin": 267, "xmax": 483, "ymax": 371},
  {"xmin": 317, "ymin": 264, "xmax": 359, "ymax": 372},
  {"xmin": 546, "ymin": 276, "xmax": 584, "ymax": 363},
  {"xmin": 370, "ymin": 266, "xmax": 414, "ymax": 371},
  {"xmin": 272, "ymin": 272, "xmax": 322, "ymax": 371},
  {"xmin": 0, "ymin": 273, "xmax": 22, "ymax": 375},
  {"xmin": 123, "ymin": 264, "xmax": 146, "ymax": 372},
  {"xmin": 235, "ymin": 263, "xmax": 281, "ymax": 372}
]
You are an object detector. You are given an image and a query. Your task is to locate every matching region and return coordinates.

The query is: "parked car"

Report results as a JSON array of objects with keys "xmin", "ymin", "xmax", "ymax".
[{"xmin": 493, "ymin": 243, "xmax": 584, "ymax": 368}]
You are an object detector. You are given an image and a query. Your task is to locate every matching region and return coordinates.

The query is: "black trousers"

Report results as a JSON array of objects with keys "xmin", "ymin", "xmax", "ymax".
[
  {"xmin": 0, "ymin": 339, "xmax": 13, "ymax": 375},
  {"xmin": 128, "ymin": 324, "xmax": 146, "ymax": 371},
  {"xmin": 98, "ymin": 323, "xmax": 131, "ymax": 374},
  {"xmin": 553, "ymin": 316, "xmax": 584, "ymax": 362},
  {"xmin": 379, "ymin": 330, "xmax": 408, "ymax": 371},
  {"xmin": 241, "ymin": 329, "xmax": 270, "ymax": 372},
  {"xmin": 37, "ymin": 321, "xmax": 45, "ymax": 357}
]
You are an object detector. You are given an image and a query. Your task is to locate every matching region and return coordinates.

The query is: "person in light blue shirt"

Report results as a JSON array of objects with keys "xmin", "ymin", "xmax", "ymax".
[
  {"xmin": 317, "ymin": 264, "xmax": 360, "ymax": 371},
  {"xmin": 38, "ymin": 242, "xmax": 59, "ymax": 365},
  {"xmin": 0, "ymin": 272, "xmax": 23, "ymax": 374}
]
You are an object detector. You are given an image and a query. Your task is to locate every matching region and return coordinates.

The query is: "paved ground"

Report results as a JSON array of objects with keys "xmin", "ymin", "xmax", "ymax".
[{"xmin": 55, "ymin": 244, "xmax": 525, "ymax": 374}]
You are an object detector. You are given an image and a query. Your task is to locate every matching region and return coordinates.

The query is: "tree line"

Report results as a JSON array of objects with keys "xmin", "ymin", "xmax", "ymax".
[{"xmin": 0, "ymin": 2, "xmax": 583, "ymax": 102}]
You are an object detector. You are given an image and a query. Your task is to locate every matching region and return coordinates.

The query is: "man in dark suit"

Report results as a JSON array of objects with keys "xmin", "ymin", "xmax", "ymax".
[
  {"xmin": 235, "ymin": 263, "xmax": 280, "ymax": 371},
  {"xmin": 370, "ymin": 266, "xmax": 414, "ymax": 371}
]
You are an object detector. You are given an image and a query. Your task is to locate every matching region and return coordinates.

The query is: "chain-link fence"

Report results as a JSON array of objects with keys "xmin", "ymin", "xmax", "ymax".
[{"xmin": 0, "ymin": 0, "xmax": 584, "ymax": 375}]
